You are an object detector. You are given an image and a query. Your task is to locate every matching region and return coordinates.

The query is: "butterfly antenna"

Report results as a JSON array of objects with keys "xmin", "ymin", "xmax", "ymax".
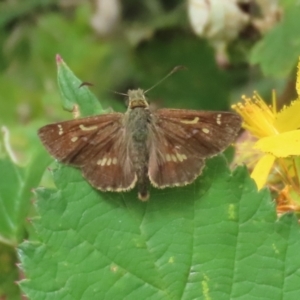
[
  {"xmin": 110, "ymin": 90, "xmax": 128, "ymax": 96},
  {"xmin": 144, "ymin": 65, "xmax": 187, "ymax": 94},
  {"xmin": 79, "ymin": 81, "xmax": 94, "ymax": 88}
]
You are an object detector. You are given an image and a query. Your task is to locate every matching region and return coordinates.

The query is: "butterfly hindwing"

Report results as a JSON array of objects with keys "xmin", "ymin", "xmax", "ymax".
[
  {"xmin": 148, "ymin": 136, "xmax": 206, "ymax": 188},
  {"xmin": 81, "ymin": 132, "xmax": 137, "ymax": 192}
]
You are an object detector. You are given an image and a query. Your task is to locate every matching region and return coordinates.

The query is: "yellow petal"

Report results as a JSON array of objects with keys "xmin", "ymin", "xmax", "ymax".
[
  {"xmin": 297, "ymin": 57, "xmax": 300, "ymax": 98},
  {"xmin": 274, "ymin": 99, "xmax": 300, "ymax": 132},
  {"xmin": 254, "ymin": 130, "xmax": 300, "ymax": 157},
  {"xmin": 232, "ymin": 93, "xmax": 277, "ymax": 138},
  {"xmin": 251, "ymin": 154, "xmax": 275, "ymax": 190}
]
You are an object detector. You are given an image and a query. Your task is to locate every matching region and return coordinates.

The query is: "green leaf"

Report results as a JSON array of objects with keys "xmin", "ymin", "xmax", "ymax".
[
  {"xmin": 0, "ymin": 149, "xmax": 51, "ymax": 246},
  {"xmin": 0, "ymin": 130, "xmax": 51, "ymax": 298},
  {"xmin": 19, "ymin": 156, "xmax": 300, "ymax": 299},
  {"xmin": 56, "ymin": 55, "xmax": 103, "ymax": 117},
  {"xmin": 0, "ymin": 243, "xmax": 20, "ymax": 299},
  {"xmin": 250, "ymin": 1, "xmax": 300, "ymax": 77}
]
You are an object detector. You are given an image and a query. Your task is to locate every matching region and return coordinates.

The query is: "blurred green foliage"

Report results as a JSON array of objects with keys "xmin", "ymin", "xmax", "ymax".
[
  {"xmin": 1, "ymin": 0, "xmax": 300, "ymax": 299},
  {"xmin": 251, "ymin": 0, "xmax": 300, "ymax": 78}
]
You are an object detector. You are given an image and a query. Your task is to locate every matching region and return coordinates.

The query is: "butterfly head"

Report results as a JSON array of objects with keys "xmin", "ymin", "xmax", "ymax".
[{"xmin": 127, "ymin": 89, "xmax": 149, "ymax": 109}]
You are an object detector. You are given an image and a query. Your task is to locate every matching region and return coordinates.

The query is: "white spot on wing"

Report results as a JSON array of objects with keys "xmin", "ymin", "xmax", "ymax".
[
  {"xmin": 202, "ymin": 128, "xmax": 210, "ymax": 134},
  {"xmin": 58, "ymin": 125, "xmax": 63, "ymax": 135},
  {"xmin": 79, "ymin": 124, "xmax": 98, "ymax": 131},
  {"xmin": 180, "ymin": 117, "xmax": 199, "ymax": 124},
  {"xmin": 176, "ymin": 153, "xmax": 183, "ymax": 162},
  {"xmin": 101, "ymin": 158, "xmax": 107, "ymax": 166}
]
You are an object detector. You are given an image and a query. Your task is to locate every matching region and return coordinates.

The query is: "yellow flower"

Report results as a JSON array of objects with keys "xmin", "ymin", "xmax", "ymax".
[{"xmin": 232, "ymin": 57, "xmax": 300, "ymax": 190}]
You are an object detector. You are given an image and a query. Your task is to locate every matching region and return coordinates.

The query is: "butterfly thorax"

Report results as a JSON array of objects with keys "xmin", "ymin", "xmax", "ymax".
[
  {"xmin": 128, "ymin": 89, "xmax": 149, "ymax": 109},
  {"xmin": 126, "ymin": 89, "xmax": 151, "ymax": 200}
]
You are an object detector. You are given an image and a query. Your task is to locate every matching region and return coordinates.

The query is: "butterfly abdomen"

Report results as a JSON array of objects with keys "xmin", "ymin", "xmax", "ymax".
[{"xmin": 126, "ymin": 107, "xmax": 151, "ymax": 200}]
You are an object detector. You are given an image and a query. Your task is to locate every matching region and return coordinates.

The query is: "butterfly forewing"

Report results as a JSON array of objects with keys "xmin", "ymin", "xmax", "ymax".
[
  {"xmin": 38, "ymin": 113, "xmax": 137, "ymax": 191},
  {"xmin": 148, "ymin": 109, "xmax": 241, "ymax": 188},
  {"xmin": 155, "ymin": 109, "xmax": 242, "ymax": 155},
  {"xmin": 80, "ymin": 132, "xmax": 137, "ymax": 192},
  {"xmin": 38, "ymin": 114, "xmax": 121, "ymax": 163}
]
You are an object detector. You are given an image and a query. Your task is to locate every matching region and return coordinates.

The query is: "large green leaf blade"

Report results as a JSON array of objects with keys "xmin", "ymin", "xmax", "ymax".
[
  {"xmin": 0, "ymin": 133, "xmax": 51, "ymax": 298},
  {"xmin": 19, "ymin": 156, "xmax": 300, "ymax": 299}
]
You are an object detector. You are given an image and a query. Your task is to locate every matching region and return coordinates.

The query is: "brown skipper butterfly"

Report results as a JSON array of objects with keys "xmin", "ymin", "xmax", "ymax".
[{"xmin": 39, "ymin": 89, "xmax": 241, "ymax": 200}]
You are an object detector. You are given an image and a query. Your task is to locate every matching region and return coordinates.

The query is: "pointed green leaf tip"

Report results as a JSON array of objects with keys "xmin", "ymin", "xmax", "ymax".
[
  {"xmin": 18, "ymin": 156, "xmax": 300, "ymax": 299},
  {"xmin": 55, "ymin": 53, "xmax": 62, "ymax": 64},
  {"xmin": 56, "ymin": 54, "xmax": 103, "ymax": 117}
]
